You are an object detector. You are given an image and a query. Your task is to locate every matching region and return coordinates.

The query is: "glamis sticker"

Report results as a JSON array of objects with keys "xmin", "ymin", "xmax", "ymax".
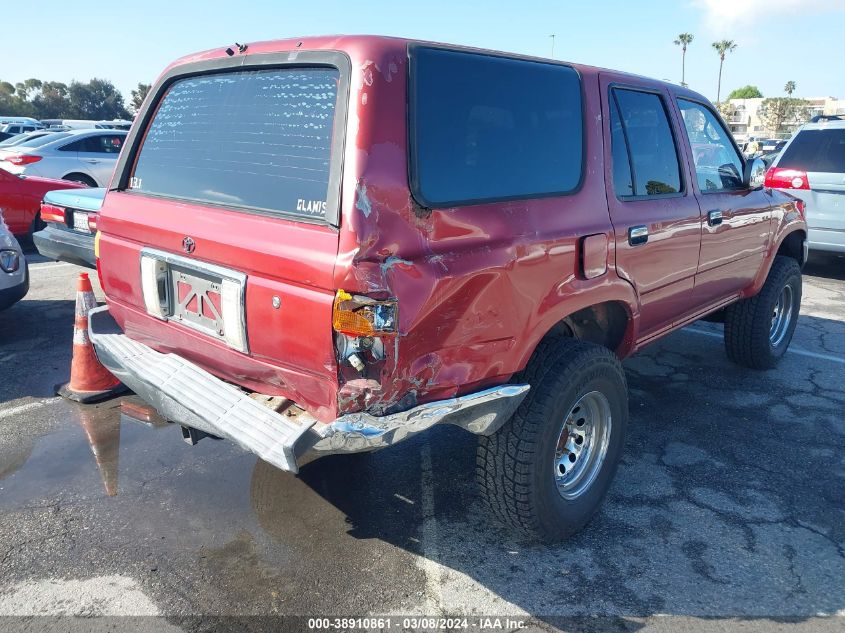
[{"xmin": 297, "ymin": 199, "xmax": 327, "ymax": 215}]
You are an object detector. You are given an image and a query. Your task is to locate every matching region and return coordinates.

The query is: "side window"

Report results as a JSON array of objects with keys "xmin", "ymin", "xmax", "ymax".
[
  {"xmin": 411, "ymin": 47, "xmax": 583, "ymax": 206},
  {"xmin": 88, "ymin": 135, "xmax": 124, "ymax": 154},
  {"xmin": 611, "ymin": 88, "xmax": 682, "ymax": 196},
  {"xmin": 677, "ymin": 99, "xmax": 744, "ymax": 191},
  {"xmin": 58, "ymin": 139, "xmax": 86, "ymax": 152}
]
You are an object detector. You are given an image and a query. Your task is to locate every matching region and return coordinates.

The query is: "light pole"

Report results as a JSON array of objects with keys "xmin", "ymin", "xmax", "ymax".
[{"xmin": 550, "ymin": 34, "xmax": 555, "ymax": 58}]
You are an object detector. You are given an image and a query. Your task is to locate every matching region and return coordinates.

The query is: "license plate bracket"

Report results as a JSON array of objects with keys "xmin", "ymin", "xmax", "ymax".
[
  {"xmin": 139, "ymin": 247, "xmax": 248, "ymax": 353},
  {"xmin": 170, "ymin": 265, "xmax": 225, "ymax": 337}
]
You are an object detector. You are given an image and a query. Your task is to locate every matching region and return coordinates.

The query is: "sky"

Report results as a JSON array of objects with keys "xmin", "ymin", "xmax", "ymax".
[{"xmin": 6, "ymin": 0, "xmax": 845, "ymax": 104}]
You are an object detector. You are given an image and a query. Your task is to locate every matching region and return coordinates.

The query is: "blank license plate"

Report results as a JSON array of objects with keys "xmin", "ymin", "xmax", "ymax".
[{"xmin": 72, "ymin": 211, "xmax": 90, "ymax": 233}]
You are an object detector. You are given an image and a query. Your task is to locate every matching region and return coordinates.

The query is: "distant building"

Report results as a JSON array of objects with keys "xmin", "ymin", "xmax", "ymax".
[{"xmin": 722, "ymin": 96, "xmax": 845, "ymax": 141}]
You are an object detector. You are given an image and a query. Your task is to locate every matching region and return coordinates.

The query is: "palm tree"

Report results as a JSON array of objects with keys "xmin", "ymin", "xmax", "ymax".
[
  {"xmin": 784, "ymin": 80, "xmax": 796, "ymax": 96},
  {"xmin": 712, "ymin": 39, "xmax": 737, "ymax": 104},
  {"xmin": 674, "ymin": 33, "xmax": 694, "ymax": 87}
]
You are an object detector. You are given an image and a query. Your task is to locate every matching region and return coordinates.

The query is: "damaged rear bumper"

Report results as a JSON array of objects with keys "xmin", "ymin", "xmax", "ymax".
[{"xmin": 88, "ymin": 306, "xmax": 528, "ymax": 474}]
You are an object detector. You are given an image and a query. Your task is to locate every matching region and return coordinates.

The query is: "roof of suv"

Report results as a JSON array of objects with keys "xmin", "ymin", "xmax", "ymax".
[{"xmin": 162, "ymin": 34, "xmax": 698, "ymax": 99}]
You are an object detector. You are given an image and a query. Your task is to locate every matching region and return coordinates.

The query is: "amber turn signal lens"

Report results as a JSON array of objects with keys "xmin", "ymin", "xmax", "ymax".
[{"xmin": 332, "ymin": 290, "xmax": 397, "ymax": 337}]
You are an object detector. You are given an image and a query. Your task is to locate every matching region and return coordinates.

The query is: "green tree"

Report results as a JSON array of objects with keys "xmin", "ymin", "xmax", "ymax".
[
  {"xmin": 712, "ymin": 39, "xmax": 738, "ymax": 104},
  {"xmin": 727, "ymin": 85, "xmax": 762, "ymax": 100},
  {"xmin": 67, "ymin": 78, "xmax": 130, "ymax": 120},
  {"xmin": 31, "ymin": 82, "xmax": 70, "ymax": 119},
  {"xmin": 784, "ymin": 80, "xmax": 796, "ymax": 96},
  {"xmin": 758, "ymin": 97, "xmax": 810, "ymax": 135},
  {"xmin": 14, "ymin": 78, "xmax": 42, "ymax": 100},
  {"xmin": 130, "ymin": 83, "xmax": 151, "ymax": 114},
  {"xmin": 673, "ymin": 33, "xmax": 694, "ymax": 87}
]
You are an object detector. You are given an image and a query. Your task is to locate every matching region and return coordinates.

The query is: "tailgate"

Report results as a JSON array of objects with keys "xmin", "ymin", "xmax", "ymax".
[
  {"xmin": 97, "ymin": 61, "xmax": 348, "ymax": 422},
  {"xmin": 807, "ymin": 172, "xmax": 845, "ymax": 232},
  {"xmin": 99, "ymin": 193, "xmax": 341, "ymax": 421}
]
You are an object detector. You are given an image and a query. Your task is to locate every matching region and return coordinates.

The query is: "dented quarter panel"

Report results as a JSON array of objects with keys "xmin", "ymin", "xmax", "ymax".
[{"xmin": 332, "ymin": 40, "xmax": 637, "ymax": 414}]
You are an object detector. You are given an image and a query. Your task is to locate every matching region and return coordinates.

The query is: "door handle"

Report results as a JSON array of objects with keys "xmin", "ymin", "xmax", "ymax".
[
  {"xmin": 83, "ymin": 159, "xmax": 100, "ymax": 164},
  {"xmin": 628, "ymin": 225, "xmax": 648, "ymax": 246},
  {"xmin": 707, "ymin": 210, "xmax": 723, "ymax": 226}
]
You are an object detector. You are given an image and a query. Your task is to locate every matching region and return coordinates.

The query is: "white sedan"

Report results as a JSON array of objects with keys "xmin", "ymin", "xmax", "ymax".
[{"xmin": 0, "ymin": 129, "xmax": 127, "ymax": 187}]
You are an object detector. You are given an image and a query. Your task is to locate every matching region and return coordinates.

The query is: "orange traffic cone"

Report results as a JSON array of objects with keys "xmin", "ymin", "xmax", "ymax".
[{"xmin": 57, "ymin": 272, "xmax": 127, "ymax": 403}]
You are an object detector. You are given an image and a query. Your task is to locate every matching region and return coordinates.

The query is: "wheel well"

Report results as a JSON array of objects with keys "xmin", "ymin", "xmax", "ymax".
[
  {"xmin": 63, "ymin": 172, "xmax": 96, "ymax": 186},
  {"xmin": 546, "ymin": 301, "xmax": 630, "ymax": 354},
  {"xmin": 777, "ymin": 230, "xmax": 806, "ymax": 267}
]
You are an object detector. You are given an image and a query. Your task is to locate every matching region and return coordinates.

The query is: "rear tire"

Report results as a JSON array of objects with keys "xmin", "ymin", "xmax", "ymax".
[
  {"xmin": 724, "ymin": 256, "xmax": 802, "ymax": 369},
  {"xmin": 63, "ymin": 173, "xmax": 96, "ymax": 187},
  {"xmin": 476, "ymin": 336, "xmax": 628, "ymax": 542}
]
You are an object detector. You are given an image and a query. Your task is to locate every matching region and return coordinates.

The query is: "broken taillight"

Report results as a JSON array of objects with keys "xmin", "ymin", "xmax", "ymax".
[{"xmin": 332, "ymin": 290, "xmax": 398, "ymax": 338}]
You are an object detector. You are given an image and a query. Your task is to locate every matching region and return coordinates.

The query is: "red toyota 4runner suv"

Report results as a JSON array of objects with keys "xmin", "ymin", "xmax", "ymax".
[{"xmin": 89, "ymin": 36, "xmax": 807, "ymax": 540}]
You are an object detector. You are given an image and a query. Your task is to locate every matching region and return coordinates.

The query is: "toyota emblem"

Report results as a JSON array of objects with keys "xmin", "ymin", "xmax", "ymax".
[{"xmin": 182, "ymin": 237, "xmax": 196, "ymax": 254}]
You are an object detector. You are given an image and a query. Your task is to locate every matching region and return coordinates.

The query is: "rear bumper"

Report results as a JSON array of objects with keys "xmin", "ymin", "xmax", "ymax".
[
  {"xmin": 33, "ymin": 226, "xmax": 96, "ymax": 269},
  {"xmin": 88, "ymin": 306, "xmax": 528, "ymax": 473}
]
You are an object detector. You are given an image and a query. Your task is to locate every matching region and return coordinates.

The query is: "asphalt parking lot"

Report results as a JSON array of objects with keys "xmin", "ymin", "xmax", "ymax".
[{"xmin": 0, "ymin": 249, "xmax": 843, "ymax": 632}]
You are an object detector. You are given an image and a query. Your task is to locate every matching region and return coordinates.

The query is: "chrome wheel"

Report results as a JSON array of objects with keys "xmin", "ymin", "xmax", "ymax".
[
  {"xmin": 770, "ymin": 284, "xmax": 794, "ymax": 347},
  {"xmin": 553, "ymin": 391, "xmax": 612, "ymax": 500}
]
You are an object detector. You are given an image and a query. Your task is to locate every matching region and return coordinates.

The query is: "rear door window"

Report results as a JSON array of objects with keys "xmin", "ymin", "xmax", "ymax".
[
  {"xmin": 778, "ymin": 128, "xmax": 845, "ymax": 173},
  {"xmin": 610, "ymin": 88, "xmax": 682, "ymax": 197},
  {"xmin": 129, "ymin": 67, "xmax": 340, "ymax": 220},
  {"xmin": 80, "ymin": 134, "xmax": 125, "ymax": 154},
  {"xmin": 410, "ymin": 47, "xmax": 583, "ymax": 206}
]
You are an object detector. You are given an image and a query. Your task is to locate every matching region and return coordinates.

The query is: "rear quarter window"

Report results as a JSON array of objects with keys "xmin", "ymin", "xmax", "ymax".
[
  {"xmin": 410, "ymin": 47, "xmax": 583, "ymax": 207},
  {"xmin": 778, "ymin": 128, "xmax": 845, "ymax": 173},
  {"xmin": 128, "ymin": 67, "xmax": 340, "ymax": 220}
]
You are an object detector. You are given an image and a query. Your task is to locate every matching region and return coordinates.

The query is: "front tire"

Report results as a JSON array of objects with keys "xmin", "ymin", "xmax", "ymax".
[
  {"xmin": 724, "ymin": 256, "xmax": 802, "ymax": 370},
  {"xmin": 476, "ymin": 336, "xmax": 628, "ymax": 542}
]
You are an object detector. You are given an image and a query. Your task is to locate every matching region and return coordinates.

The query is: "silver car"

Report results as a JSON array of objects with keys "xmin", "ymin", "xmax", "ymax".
[
  {"xmin": 0, "ymin": 129, "xmax": 59, "ymax": 148},
  {"xmin": 0, "ymin": 210, "xmax": 28, "ymax": 310},
  {"xmin": 767, "ymin": 118, "xmax": 845, "ymax": 254},
  {"xmin": 0, "ymin": 129, "xmax": 127, "ymax": 187}
]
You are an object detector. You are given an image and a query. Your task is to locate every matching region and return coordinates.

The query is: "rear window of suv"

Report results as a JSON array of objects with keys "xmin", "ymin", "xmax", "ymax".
[
  {"xmin": 129, "ymin": 67, "xmax": 340, "ymax": 220},
  {"xmin": 778, "ymin": 128, "xmax": 845, "ymax": 173},
  {"xmin": 410, "ymin": 47, "xmax": 583, "ymax": 207}
]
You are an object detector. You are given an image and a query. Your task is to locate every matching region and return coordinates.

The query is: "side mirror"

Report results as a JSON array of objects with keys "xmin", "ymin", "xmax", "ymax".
[{"xmin": 744, "ymin": 157, "xmax": 767, "ymax": 189}]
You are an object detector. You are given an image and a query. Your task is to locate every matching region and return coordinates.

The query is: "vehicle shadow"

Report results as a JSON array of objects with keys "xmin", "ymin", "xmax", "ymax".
[
  {"xmin": 0, "ymin": 298, "xmax": 75, "ymax": 402},
  {"xmin": 246, "ymin": 312, "xmax": 845, "ymax": 624},
  {"xmin": 804, "ymin": 252, "xmax": 845, "ymax": 281}
]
